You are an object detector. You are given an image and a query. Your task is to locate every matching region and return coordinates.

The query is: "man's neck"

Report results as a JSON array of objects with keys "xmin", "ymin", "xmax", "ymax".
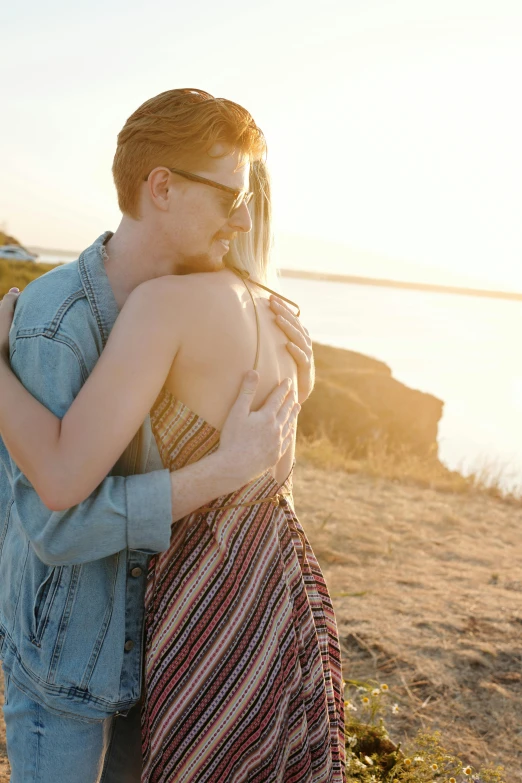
[{"xmin": 103, "ymin": 218, "xmax": 178, "ymax": 309}]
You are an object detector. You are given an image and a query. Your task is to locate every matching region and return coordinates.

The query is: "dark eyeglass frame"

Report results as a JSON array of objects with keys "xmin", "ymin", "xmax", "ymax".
[{"xmin": 144, "ymin": 167, "xmax": 254, "ymax": 217}]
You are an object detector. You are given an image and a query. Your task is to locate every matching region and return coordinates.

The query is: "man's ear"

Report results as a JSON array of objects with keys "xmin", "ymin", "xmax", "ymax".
[{"xmin": 147, "ymin": 168, "xmax": 172, "ymax": 212}]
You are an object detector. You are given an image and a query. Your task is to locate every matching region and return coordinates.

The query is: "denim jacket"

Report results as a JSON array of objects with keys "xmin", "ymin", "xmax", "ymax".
[{"xmin": 0, "ymin": 232, "xmax": 173, "ymax": 721}]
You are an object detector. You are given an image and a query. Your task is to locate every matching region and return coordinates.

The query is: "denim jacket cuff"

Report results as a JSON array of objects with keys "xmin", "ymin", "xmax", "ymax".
[{"xmin": 125, "ymin": 470, "xmax": 172, "ymax": 552}]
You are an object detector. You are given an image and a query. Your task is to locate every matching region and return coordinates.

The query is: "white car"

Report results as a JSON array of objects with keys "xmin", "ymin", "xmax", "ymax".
[{"xmin": 0, "ymin": 244, "xmax": 38, "ymax": 262}]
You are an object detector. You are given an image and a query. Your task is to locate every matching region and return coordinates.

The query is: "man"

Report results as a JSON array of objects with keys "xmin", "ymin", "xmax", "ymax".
[
  {"xmin": 0, "ymin": 89, "xmax": 314, "ymax": 781},
  {"xmin": 0, "ymin": 90, "xmax": 313, "ymax": 783}
]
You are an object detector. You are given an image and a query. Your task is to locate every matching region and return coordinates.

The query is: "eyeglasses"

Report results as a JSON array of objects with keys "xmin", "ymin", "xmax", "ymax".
[{"xmin": 145, "ymin": 167, "xmax": 254, "ymax": 217}]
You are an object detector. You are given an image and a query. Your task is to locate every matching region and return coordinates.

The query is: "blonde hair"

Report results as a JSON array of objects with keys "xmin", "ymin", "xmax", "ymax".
[
  {"xmin": 113, "ymin": 88, "xmax": 266, "ymax": 218},
  {"xmin": 225, "ymin": 159, "xmax": 273, "ymax": 284}
]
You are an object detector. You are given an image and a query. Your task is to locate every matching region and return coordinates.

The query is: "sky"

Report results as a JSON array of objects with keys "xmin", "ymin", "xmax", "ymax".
[{"xmin": 2, "ymin": 0, "xmax": 522, "ymax": 290}]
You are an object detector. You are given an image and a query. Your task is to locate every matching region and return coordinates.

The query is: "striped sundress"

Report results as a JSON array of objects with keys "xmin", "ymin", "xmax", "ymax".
[{"xmin": 141, "ymin": 272, "xmax": 346, "ymax": 783}]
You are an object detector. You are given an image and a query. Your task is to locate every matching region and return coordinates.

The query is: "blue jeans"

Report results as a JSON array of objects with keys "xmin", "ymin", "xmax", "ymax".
[{"xmin": 2, "ymin": 668, "xmax": 142, "ymax": 782}]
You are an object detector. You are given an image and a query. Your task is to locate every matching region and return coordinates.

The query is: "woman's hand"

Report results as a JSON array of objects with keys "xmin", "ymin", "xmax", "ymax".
[
  {"xmin": 270, "ymin": 296, "xmax": 314, "ymax": 404},
  {"xmin": 0, "ymin": 288, "xmax": 20, "ymax": 362},
  {"xmin": 218, "ymin": 371, "xmax": 300, "ymax": 484}
]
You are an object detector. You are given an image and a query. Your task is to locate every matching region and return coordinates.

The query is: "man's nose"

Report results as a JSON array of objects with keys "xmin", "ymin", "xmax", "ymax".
[{"xmin": 229, "ymin": 201, "xmax": 252, "ymax": 233}]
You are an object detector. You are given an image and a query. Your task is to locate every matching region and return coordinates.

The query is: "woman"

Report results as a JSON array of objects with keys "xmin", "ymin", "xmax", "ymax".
[{"xmin": 0, "ymin": 161, "xmax": 345, "ymax": 783}]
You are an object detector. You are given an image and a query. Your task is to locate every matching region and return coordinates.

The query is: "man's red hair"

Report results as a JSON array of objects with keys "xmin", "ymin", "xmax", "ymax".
[{"xmin": 112, "ymin": 88, "xmax": 266, "ymax": 218}]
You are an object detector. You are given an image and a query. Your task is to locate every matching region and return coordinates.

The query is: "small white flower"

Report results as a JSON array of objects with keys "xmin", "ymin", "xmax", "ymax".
[
  {"xmin": 391, "ymin": 703, "xmax": 400, "ymax": 714},
  {"xmin": 414, "ymin": 756, "xmax": 424, "ymax": 762},
  {"xmin": 364, "ymin": 755, "xmax": 374, "ymax": 766},
  {"xmin": 372, "ymin": 688, "xmax": 380, "ymax": 696}
]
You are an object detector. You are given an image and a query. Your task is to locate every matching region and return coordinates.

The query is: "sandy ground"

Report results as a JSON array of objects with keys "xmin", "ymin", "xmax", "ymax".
[
  {"xmin": 1, "ymin": 461, "xmax": 520, "ymax": 781},
  {"xmin": 295, "ymin": 462, "xmax": 521, "ymax": 780}
]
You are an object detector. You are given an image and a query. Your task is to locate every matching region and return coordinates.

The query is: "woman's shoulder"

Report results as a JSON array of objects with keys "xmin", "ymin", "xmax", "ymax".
[
  {"xmin": 122, "ymin": 270, "xmax": 241, "ymax": 333},
  {"xmin": 131, "ymin": 268, "xmax": 238, "ymax": 302},
  {"xmin": 125, "ymin": 274, "xmax": 200, "ymax": 316}
]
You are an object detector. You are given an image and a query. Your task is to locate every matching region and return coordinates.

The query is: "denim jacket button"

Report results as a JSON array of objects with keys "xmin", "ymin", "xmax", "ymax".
[
  {"xmin": 124, "ymin": 639, "xmax": 135, "ymax": 652},
  {"xmin": 130, "ymin": 567, "xmax": 143, "ymax": 578}
]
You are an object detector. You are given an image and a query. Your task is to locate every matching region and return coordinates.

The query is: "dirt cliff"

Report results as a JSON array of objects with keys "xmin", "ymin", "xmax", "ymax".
[{"xmin": 301, "ymin": 343, "xmax": 444, "ymax": 459}]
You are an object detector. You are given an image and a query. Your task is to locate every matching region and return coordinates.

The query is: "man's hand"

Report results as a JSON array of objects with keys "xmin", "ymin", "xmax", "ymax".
[
  {"xmin": 170, "ymin": 371, "xmax": 300, "ymax": 523},
  {"xmin": 0, "ymin": 288, "xmax": 20, "ymax": 362},
  {"xmin": 270, "ymin": 296, "xmax": 314, "ymax": 403},
  {"xmin": 217, "ymin": 371, "xmax": 300, "ymax": 485}
]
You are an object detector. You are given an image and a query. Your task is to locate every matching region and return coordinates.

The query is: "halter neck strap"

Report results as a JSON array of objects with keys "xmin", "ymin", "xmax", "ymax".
[{"xmin": 228, "ymin": 267, "xmax": 301, "ymax": 317}]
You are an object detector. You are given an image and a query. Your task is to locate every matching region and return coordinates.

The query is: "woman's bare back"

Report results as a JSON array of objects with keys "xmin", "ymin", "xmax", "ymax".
[{"xmin": 162, "ymin": 267, "xmax": 298, "ymax": 484}]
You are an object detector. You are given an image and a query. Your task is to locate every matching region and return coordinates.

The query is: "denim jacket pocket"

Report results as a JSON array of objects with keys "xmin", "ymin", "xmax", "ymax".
[{"xmin": 31, "ymin": 567, "xmax": 62, "ymax": 647}]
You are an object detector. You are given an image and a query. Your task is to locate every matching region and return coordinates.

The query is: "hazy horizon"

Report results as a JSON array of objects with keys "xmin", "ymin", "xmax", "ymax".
[{"xmin": 22, "ymin": 231, "xmax": 522, "ymax": 295}]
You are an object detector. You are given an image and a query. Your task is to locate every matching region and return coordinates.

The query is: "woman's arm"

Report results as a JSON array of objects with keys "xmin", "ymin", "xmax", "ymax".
[{"xmin": 0, "ymin": 277, "xmax": 183, "ymax": 509}]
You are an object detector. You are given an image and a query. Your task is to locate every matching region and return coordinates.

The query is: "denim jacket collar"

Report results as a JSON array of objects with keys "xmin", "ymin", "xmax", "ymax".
[{"xmin": 78, "ymin": 231, "xmax": 119, "ymax": 348}]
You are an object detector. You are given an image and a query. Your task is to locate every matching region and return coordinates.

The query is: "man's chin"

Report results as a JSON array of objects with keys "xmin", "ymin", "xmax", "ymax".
[{"xmin": 174, "ymin": 254, "xmax": 224, "ymax": 275}]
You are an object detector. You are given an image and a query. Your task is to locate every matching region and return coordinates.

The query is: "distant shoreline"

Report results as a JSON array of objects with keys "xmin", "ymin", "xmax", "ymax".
[
  {"xmin": 25, "ymin": 247, "xmax": 522, "ymax": 302},
  {"xmin": 27, "ymin": 246, "xmax": 79, "ymax": 259},
  {"xmin": 279, "ymin": 268, "xmax": 522, "ymax": 302}
]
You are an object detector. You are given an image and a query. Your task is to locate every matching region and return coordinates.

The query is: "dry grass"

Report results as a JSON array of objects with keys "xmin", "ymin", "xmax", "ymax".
[
  {"xmin": 297, "ymin": 433, "xmax": 522, "ymax": 504},
  {"xmin": 1, "ymin": 459, "xmax": 520, "ymax": 779},
  {"xmin": 0, "ymin": 259, "xmax": 59, "ymax": 298}
]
